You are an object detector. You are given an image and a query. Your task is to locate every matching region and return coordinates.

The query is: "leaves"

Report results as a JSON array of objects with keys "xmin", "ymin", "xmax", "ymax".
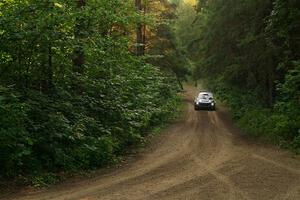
[
  {"xmin": 0, "ymin": 0, "xmax": 180, "ymax": 180},
  {"xmin": 170, "ymin": 0, "xmax": 300, "ymax": 151}
]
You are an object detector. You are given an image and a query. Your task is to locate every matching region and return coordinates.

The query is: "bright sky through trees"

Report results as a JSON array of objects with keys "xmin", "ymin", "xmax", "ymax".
[{"xmin": 184, "ymin": 0, "xmax": 196, "ymax": 5}]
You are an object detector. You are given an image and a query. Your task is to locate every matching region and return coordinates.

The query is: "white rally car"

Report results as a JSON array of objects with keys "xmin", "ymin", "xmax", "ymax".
[{"xmin": 194, "ymin": 91, "xmax": 216, "ymax": 111}]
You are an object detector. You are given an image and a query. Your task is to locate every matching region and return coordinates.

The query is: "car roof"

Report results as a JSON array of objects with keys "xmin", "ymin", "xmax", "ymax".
[{"xmin": 198, "ymin": 91, "xmax": 213, "ymax": 95}]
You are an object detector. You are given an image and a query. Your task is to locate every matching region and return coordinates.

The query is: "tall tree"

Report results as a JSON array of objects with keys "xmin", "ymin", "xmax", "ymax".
[
  {"xmin": 0, "ymin": 0, "xmax": 180, "ymax": 181},
  {"xmin": 135, "ymin": 0, "xmax": 145, "ymax": 55},
  {"xmin": 174, "ymin": 0, "xmax": 300, "ymax": 148},
  {"xmin": 73, "ymin": 0, "xmax": 86, "ymax": 73}
]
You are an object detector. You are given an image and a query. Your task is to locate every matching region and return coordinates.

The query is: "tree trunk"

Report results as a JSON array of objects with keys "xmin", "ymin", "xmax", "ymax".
[
  {"xmin": 135, "ymin": 0, "xmax": 144, "ymax": 56},
  {"xmin": 47, "ymin": 44, "xmax": 53, "ymax": 91},
  {"xmin": 73, "ymin": 0, "xmax": 86, "ymax": 74},
  {"xmin": 267, "ymin": 56, "xmax": 275, "ymax": 107},
  {"xmin": 142, "ymin": 4, "xmax": 147, "ymax": 53}
]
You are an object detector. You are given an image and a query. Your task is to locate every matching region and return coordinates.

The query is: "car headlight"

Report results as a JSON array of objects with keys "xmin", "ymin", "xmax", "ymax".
[{"xmin": 211, "ymin": 102, "xmax": 215, "ymax": 106}]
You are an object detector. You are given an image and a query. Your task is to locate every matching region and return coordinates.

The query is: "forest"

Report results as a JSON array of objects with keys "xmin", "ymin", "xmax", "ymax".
[
  {"xmin": 1, "ymin": 0, "xmax": 300, "ymax": 187},
  {"xmin": 0, "ymin": 0, "xmax": 187, "ymax": 185},
  {"xmin": 174, "ymin": 0, "xmax": 300, "ymax": 150}
]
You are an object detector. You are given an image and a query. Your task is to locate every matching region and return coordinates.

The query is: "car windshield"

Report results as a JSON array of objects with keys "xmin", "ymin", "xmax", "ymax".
[
  {"xmin": 198, "ymin": 93, "xmax": 213, "ymax": 99},
  {"xmin": 200, "ymin": 94, "xmax": 209, "ymax": 99}
]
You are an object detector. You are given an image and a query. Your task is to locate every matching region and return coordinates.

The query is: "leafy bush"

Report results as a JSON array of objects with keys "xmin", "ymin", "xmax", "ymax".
[
  {"xmin": 207, "ymin": 76, "xmax": 300, "ymax": 152},
  {"xmin": 0, "ymin": 0, "xmax": 181, "ymax": 182}
]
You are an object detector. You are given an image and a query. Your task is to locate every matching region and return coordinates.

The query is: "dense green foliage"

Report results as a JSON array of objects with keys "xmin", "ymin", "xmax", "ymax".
[
  {"xmin": 146, "ymin": 3, "xmax": 190, "ymax": 89},
  {"xmin": 0, "ymin": 0, "xmax": 181, "ymax": 181},
  {"xmin": 178, "ymin": 0, "xmax": 300, "ymax": 151}
]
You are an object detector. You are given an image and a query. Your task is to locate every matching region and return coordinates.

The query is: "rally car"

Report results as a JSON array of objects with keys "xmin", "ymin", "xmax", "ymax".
[{"xmin": 194, "ymin": 91, "xmax": 216, "ymax": 111}]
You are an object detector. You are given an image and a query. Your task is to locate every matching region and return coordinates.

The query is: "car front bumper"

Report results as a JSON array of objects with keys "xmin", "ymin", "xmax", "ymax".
[{"xmin": 195, "ymin": 103, "xmax": 215, "ymax": 110}]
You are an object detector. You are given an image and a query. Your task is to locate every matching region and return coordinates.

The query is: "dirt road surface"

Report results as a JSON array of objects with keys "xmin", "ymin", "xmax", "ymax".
[{"xmin": 3, "ymin": 86, "xmax": 300, "ymax": 200}]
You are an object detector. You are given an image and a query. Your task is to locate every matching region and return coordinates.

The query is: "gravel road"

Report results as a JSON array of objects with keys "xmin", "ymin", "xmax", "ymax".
[{"xmin": 4, "ymin": 86, "xmax": 300, "ymax": 200}]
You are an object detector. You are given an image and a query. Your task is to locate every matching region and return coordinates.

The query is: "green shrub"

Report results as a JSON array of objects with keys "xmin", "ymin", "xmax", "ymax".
[{"xmin": 207, "ymin": 77, "xmax": 300, "ymax": 152}]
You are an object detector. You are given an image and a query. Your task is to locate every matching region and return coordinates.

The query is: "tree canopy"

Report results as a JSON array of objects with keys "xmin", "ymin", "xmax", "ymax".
[
  {"xmin": 175, "ymin": 0, "xmax": 300, "ymax": 151},
  {"xmin": 0, "ymin": 0, "xmax": 186, "ymax": 184},
  {"xmin": 1, "ymin": 0, "xmax": 299, "ymax": 186}
]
